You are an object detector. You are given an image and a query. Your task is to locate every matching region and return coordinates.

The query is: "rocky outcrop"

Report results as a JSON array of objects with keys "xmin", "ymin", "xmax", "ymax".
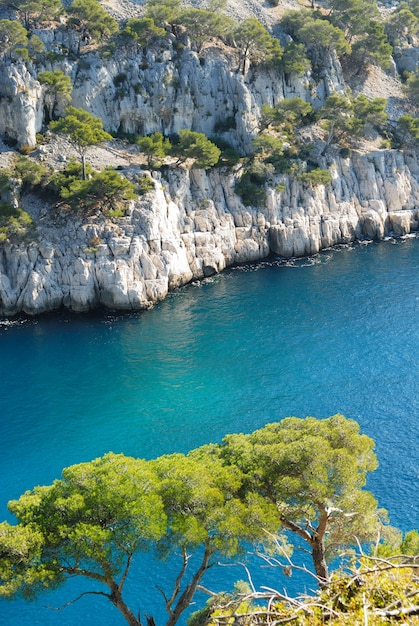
[
  {"xmin": 1, "ymin": 148, "xmax": 418, "ymax": 316},
  {"xmin": 0, "ymin": 32, "xmax": 344, "ymax": 153}
]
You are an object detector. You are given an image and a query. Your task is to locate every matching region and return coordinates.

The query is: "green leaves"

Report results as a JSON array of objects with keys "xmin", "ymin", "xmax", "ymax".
[
  {"xmin": 68, "ymin": 0, "xmax": 117, "ymax": 42},
  {"xmin": 175, "ymin": 130, "xmax": 221, "ymax": 169},
  {"xmin": 0, "ymin": 19, "xmax": 28, "ymax": 58},
  {"xmin": 137, "ymin": 131, "xmax": 172, "ymax": 167},
  {"xmin": 50, "ymin": 107, "xmax": 113, "ymax": 180},
  {"xmin": 218, "ymin": 415, "xmax": 386, "ymax": 580},
  {"xmin": 0, "ymin": 417, "xmax": 395, "ymax": 622},
  {"xmin": 319, "ymin": 93, "xmax": 388, "ymax": 151},
  {"xmin": 233, "ymin": 18, "xmax": 282, "ymax": 72},
  {"xmin": 121, "ymin": 17, "xmax": 166, "ymax": 50},
  {"xmin": 179, "ymin": 8, "xmax": 234, "ymax": 52},
  {"xmin": 50, "ymin": 106, "xmax": 112, "ymax": 153}
]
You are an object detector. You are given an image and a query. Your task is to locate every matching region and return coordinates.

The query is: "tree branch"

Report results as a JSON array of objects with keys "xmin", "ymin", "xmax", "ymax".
[{"xmin": 45, "ymin": 590, "xmax": 111, "ymax": 611}]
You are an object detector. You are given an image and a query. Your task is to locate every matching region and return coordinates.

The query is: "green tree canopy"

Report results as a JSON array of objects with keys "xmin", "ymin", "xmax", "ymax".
[
  {"xmin": 280, "ymin": 42, "xmax": 311, "ymax": 76},
  {"xmin": 350, "ymin": 20, "xmax": 392, "ymax": 71},
  {"xmin": 233, "ymin": 18, "xmax": 282, "ymax": 73},
  {"xmin": 49, "ymin": 106, "xmax": 112, "ymax": 179},
  {"xmin": 59, "ymin": 167, "xmax": 137, "ymax": 213},
  {"xmin": 145, "ymin": 0, "xmax": 181, "ymax": 27},
  {"xmin": 121, "ymin": 17, "xmax": 166, "ymax": 52},
  {"xmin": 215, "ymin": 414, "xmax": 389, "ymax": 583},
  {"xmin": 136, "ymin": 131, "xmax": 172, "ymax": 167},
  {"xmin": 405, "ymin": 71, "xmax": 419, "ymax": 104},
  {"xmin": 67, "ymin": 0, "xmax": 118, "ymax": 55},
  {"xmin": 179, "ymin": 8, "xmax": 234, "ymax": 52},
  {"xmin": 261, "ymin": 97, "xmax": 314, "ymax": 131},
  {"xmin": 281, "ymin": 10, "xmax": 349, "ymax": 68},
  {"xmin": 396, "ymin": 114, "xmax": 419, "ymax": 146},
  {"xmin": 0, "ymin": 453, "xmax": 166, "ymax": 626},
  {"xmin": 327, "ymin": 0, "xmax": 380, "ymax": 40},
  {"xmin": 319, "ymin": 93, "xmax": 387, "ymax": 152},
  {"xmin": 0, "ymin": 19, "xmax": 28, "ymax": 59},
  {"xmin": 385, "ymin": 2, "xmax": 418, "ymax": 47},
  {"xmin": 0, "ymin": 449, "xmax": 280, "ymax": 626},
  {"xmin": 150, "ymin": 452, "xmax": 279, "ymax": 626},
  {"xmin": 297, "ymin": 18, "xmax": 350, "ymax": 67},
  {"xmin": 174, "ymin": 130, "xmax": 221, "ymax": 169},
  {"xmin": 38, "ymin": 69, "xmax": 72, "ymax": 121}
]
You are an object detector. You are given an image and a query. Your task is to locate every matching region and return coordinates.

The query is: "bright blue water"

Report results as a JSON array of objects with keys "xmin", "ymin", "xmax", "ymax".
[{"xmin": 0, "ymin": 238, "xmax": 418, "ymax": 625}]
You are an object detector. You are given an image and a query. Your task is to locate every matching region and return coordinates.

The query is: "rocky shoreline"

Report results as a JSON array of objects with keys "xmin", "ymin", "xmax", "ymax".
[{"xmin": 1, "ymin": 146, "xmax": 418, "ymax": 317}]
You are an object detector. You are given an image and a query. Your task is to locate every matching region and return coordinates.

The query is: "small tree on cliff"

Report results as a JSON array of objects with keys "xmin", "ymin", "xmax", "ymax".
[
  {"xmin": 137, "ymin": 131, "xmax": 172, "ymax": 168},
  {"xmin": 67, "ymin": 0, "xmax": 118, "ymax": 56},
  {"xmin": 50, "ymin": 106, "xmax": 112, "ymax": 180},
  {"xmin": 233, "ymin": 18, "xmax": 282, "ymax": 73},
  {"xmin": 0, "ymin": 19, "xmax": 28, "ymax": 60},
  {"xmin": 174, "ymin": 130, "xmax": 221, "ymax": 169},
  {"xmin": 38, "ymin": 69, "xmax": 72, "ymax": 122},
  {"xmin": 215, "ymin": 414, "xmax": 389, "ymax": 584}
]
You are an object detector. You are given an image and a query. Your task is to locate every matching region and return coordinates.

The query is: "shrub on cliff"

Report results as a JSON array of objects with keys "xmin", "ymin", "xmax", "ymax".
[
  {"xmin": 121, "ymin": 17, "xmax": 166, "ymax": 53},
  {"xmin": 173, "ymin": 130, "xmax": 221, "ymax": 169},
  {"xmin": 405, "ymin": 70, "xmax": 419, "ymax": 103},
  {"xmin": 14, "ymin": 156, "xmax": 48, "ymax": 190},
  {"xmin": 136, "ymin": 131, "xmax": 172, "ymax": 168},
  {"xmin": 235, "ymin": 161, "xmax": 271, "ymax": 207},
  {"xmin": 58, "ymin": 167, "xmax": 136, "ymax": 214},
  {"xmin": 48, "ymin": 157, "xmax": 93, "ymax": 196},
  {"xmin": 67, "ymin": 0, "xmax": 118, "ymax": 56},
  {"xmin": 396, "ymin": 114, "xmax": 419, "ymax": 146},
  {"xmin": 38, "ymin": 70, "xmax": 72, "ymax": 122},
  {"xmin": 0, "ymin": 202, "xmax": 36, "ymax": 243},
  {"xmin": 299, "ymin": 167, "xmax": 333, "ymax": 187}
]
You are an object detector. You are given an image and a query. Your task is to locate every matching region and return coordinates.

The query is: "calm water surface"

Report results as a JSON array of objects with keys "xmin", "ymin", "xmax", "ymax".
[{"xmin": 0, "ymin": 238, "xmax": 418, "ymax": 624}]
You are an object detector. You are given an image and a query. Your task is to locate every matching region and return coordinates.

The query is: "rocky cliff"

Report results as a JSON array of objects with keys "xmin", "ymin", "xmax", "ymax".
[
  {"xmin": 1, "ymin": 147, "xmax": 418, "ymax": 316},
  {"xmin": 0, "ymin": 2, "xmax": 418, "ymax": 316}
]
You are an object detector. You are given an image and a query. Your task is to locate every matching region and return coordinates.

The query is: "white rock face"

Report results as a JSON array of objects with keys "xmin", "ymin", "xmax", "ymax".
[
  {"xmin": 1, "ymin": 149, "xmax": 418, "ymax": 316},
  {"xmin": 0, "ymin": 33, "xmax": 418, "ymax": 315},
  {"xmin": 0, "ymin": 34, "xmax": 343, "ymax": 151}
]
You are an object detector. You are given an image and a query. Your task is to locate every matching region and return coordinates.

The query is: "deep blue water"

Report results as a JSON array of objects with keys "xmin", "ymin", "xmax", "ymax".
[{"xmin": 0, "ymin": 238, "xmax": 418, "ymax": 625}]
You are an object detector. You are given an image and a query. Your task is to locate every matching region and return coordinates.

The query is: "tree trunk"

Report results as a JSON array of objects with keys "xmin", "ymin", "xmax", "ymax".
[
  {"xmin": 82, "ymin": 153, "xmax": 87, "ymax": 180},
  {"xmin": 311, "ymin": 536, "xmax": 329, "ymax": 586},
  {"xmin": 166, "ymin": 544, "xmax": 212, "ymax": 626},
  {"xmin": 110, "ymin": 585, "xmax": 141, "ymax": 626}
]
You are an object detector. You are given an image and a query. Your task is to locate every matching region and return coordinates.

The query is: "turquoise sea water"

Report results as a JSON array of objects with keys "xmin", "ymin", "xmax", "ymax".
[{"xmin": 0, "ymin": 238, "xmax": 418, "ymax": 624}]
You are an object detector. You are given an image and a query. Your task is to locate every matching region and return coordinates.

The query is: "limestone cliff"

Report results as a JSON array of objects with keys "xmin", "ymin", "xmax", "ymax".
[
  {"xmin": 1, "ymin": 147, "xmax": 418, "ymax": 316},
  {"xmin": 0, "ymin": 3, "xmax": 418, "ymax": 316}
]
